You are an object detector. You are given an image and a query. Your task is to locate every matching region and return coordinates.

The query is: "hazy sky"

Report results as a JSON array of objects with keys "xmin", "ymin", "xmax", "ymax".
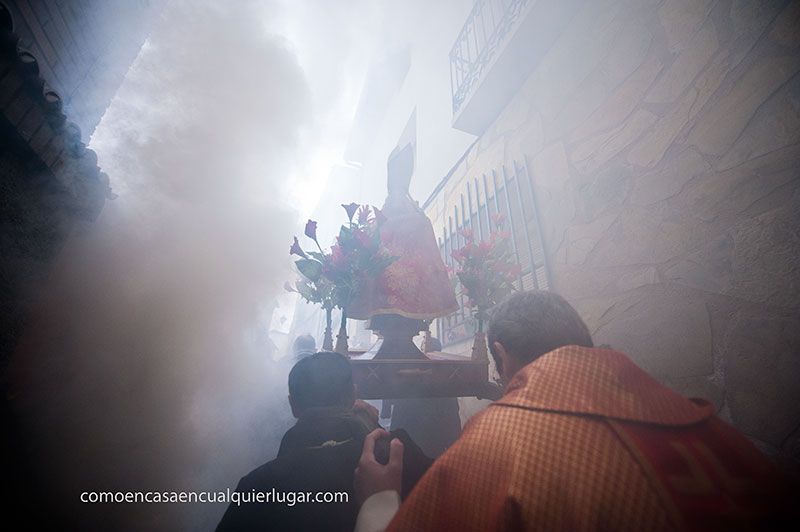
[
  {"xmin": 260, "ymin": 0, "xmax": 386, "ymax": 217},
  {"xmin": 91, "ymin": 0, "xmax": 386, "ymax": 219}
]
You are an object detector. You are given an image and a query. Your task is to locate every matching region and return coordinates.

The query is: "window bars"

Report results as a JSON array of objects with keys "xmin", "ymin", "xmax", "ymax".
[{"xmin": 437, "ymin": 159, "xmax": 549, "ymax": 347}]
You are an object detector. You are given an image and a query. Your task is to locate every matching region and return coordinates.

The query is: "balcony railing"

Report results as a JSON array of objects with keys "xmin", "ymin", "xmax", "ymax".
[{"xmin": 449, "ymin": 0, "xmax": 531, "ymax": 116}]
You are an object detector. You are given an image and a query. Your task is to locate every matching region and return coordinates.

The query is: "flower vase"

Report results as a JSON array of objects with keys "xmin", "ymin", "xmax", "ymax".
[
  {"xmin": 471, "ymin": 331, "xmax": 488, "ymax": 362},
  {"xmin": 334, "ymin": 308, "xmax": 349, "ymax": 355},
  {"xmin": 322, "ymin": 307, "xmax": 334, "ymax": 351}
]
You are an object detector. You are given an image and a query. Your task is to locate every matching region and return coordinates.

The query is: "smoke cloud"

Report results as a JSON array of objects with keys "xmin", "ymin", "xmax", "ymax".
[{"xmin": 8, "ymin": 1, "xmax": 319, "ymax": 529}]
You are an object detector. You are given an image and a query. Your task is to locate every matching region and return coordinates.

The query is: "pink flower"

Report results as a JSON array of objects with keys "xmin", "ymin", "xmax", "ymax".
[
  {"xmin": 290, "ymin": 236, "xmax": 307, "ymax": 258},
  {"xmin": 342, "ymin": 202, "xmax": 360, "ymax": 221},
  {"xmin": 459, "ymin": 227, "xmax": 474, "ymax": 241},
  {"xmin": 304, "ymin": 220, "xmax": 318, "ymax": 241}
]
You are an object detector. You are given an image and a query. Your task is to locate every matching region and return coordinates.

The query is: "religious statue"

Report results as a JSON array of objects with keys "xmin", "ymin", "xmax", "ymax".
[{"xmin": 348, "ymin": 143, "xmax": 458, "ymax": 358}]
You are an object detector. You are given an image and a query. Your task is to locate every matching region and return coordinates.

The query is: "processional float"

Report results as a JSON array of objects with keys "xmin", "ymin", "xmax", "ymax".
[
  {"xmin": 289, "ymin": 142, "xmax": 503, "ymax": 401},
  {"xmin": 348, "ymin": 143, "xmax": 501, "ymax": 401}
]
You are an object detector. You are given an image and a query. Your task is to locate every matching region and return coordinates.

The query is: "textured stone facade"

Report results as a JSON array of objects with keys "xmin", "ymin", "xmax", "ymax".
[{"xmin": 425, "ymin": 0, "xmax": 800, "ymax": 472}]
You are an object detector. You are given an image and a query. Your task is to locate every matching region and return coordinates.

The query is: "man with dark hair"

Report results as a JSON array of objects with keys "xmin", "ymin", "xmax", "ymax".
[
  {"xmin": 486, "ymin": 290, "xmax": 593, "ymax": 382},
  {"xmin": 287, "ymin": 349, "xmax": 351, "ymax": 410},
  {"xmin": 217, "ymin": 352, "xmax": 431, "ymax": 532},
  {"xmin": 354, "ymin": 290, "xmax": 790, "ymax": 531}
]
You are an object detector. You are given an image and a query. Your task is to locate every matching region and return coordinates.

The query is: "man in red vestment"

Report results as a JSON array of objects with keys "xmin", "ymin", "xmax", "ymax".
[{"xmin": 353, "ymin": 290, "xmax": 792, "ymax": 531}]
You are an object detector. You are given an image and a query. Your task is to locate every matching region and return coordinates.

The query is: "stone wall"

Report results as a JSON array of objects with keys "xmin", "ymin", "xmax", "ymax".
[{"xmin": 426, "ymin": 0, "xmax": 800, "ymax": 472}]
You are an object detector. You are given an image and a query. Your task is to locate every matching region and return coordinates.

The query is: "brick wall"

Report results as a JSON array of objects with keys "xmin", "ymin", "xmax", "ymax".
[{"xmin": 5, "ymin": 0, "xmax": 164, "ymax": 137}]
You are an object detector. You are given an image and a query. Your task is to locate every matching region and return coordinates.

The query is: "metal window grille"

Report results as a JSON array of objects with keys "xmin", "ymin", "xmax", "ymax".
[{"xmin": 437, "ymin": 159, "xmax": 549, "ymax": 348}]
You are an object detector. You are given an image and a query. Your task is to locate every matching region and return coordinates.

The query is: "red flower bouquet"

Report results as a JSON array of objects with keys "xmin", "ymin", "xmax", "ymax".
[
  {"xmin": 288, "ymin": 204, "xmax": 395, "ymax": 353},
  {"xmin": 323, "ymin": 204, "xmax": 395, "ymax": 309},
  {"xmin": 451, "ymin": 213, "xmax": 520, "ymax": 333}
]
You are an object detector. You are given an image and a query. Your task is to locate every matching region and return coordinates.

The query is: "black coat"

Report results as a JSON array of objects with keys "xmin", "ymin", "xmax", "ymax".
[
  {"xmin": 389, "ymin": 397, "xmax": 462, "ymax": 458},
  {"xmin": 216, "ymin": 407, "xmax": 432, "ymax": 532}
]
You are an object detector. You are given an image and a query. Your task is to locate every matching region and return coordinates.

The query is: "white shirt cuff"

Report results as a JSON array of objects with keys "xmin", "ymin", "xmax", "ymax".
[{"xmin": 354, "ymin": 490, "xmax": 401, "ymax": 532}]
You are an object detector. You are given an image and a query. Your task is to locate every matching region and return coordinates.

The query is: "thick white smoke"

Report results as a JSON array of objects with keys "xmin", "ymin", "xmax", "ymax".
[{"xmin": 8, "ymin": 1, "xmax": 318, "ymax": 529}]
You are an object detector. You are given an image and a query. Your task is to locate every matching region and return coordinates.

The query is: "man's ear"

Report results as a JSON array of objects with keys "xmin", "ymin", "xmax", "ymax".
[
  {"xmin": 288, "ymin": 394, "xmax": 301, "ymax": 419},
  {"xmin": 492, "ymin": 341, "xmax": 517, "ymax": 384}
]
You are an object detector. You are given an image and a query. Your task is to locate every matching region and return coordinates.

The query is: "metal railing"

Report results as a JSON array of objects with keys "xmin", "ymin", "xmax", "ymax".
[{"xmin": 449, "ymin": 0, "xmax": 531, "ymax": 115}]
